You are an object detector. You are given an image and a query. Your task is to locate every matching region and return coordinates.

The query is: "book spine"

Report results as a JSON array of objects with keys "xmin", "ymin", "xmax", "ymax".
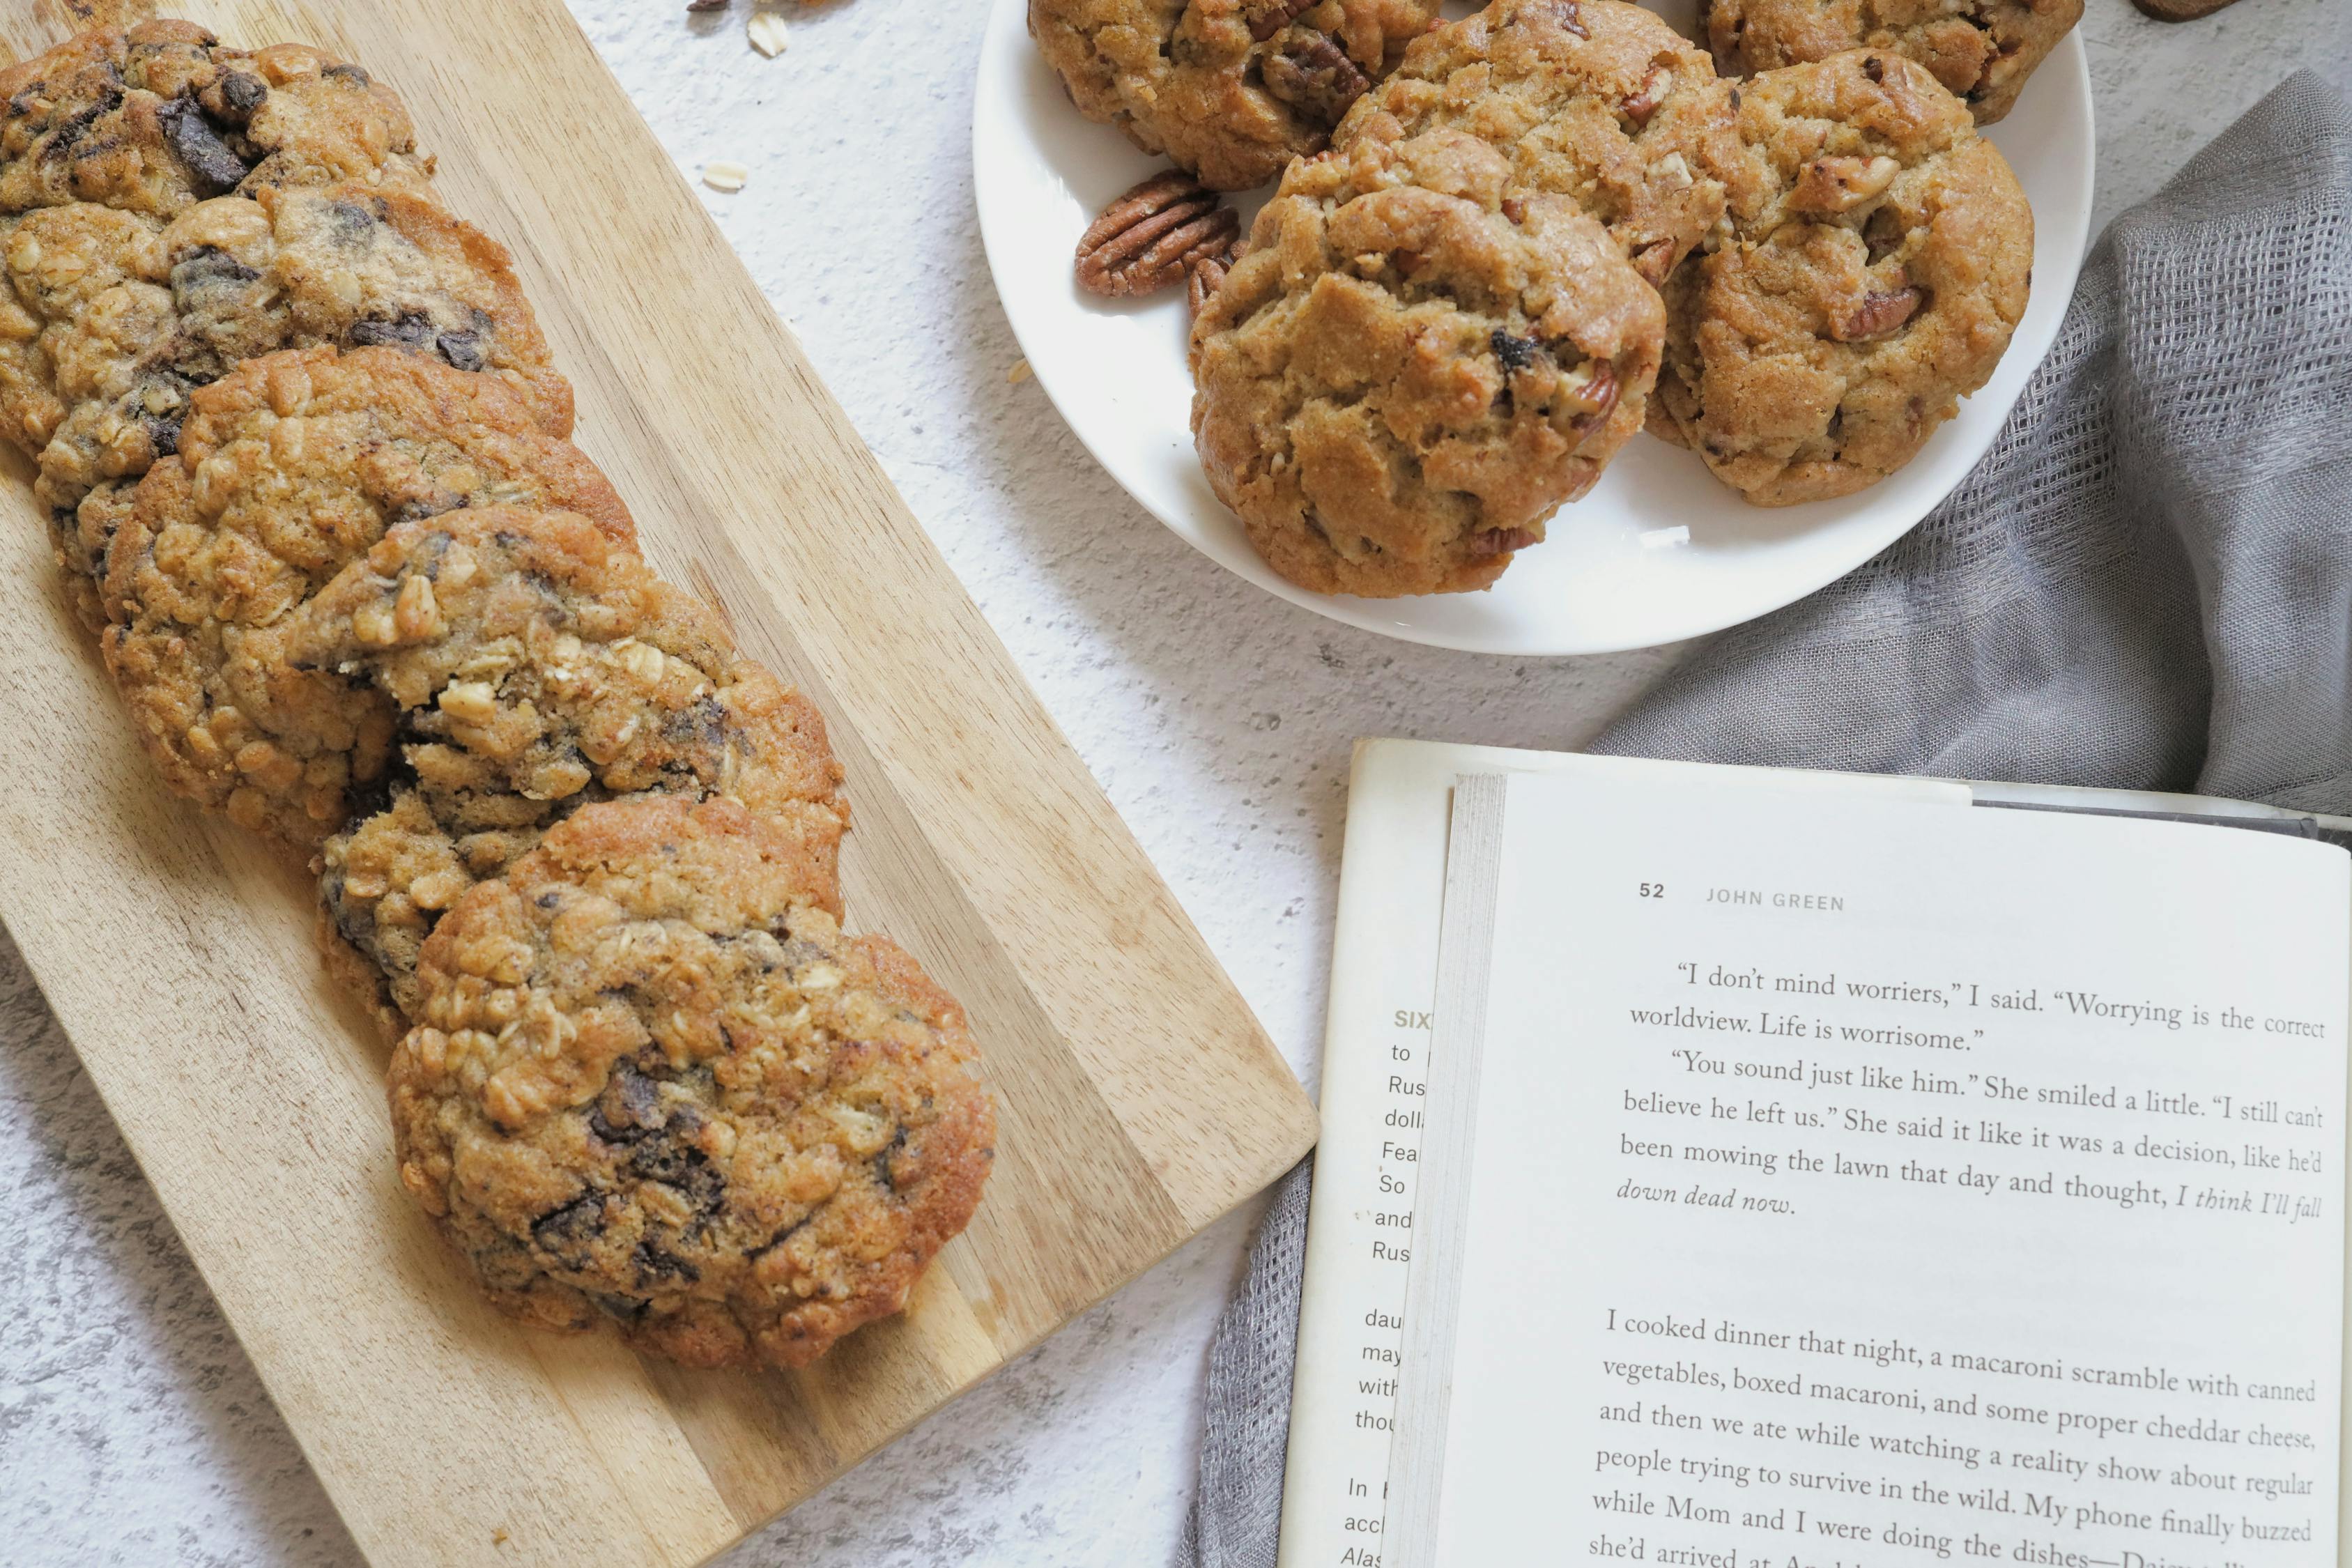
[{"xmin": 1384, "ymin": 773, "xmax": 1509, "ymax": 1568}]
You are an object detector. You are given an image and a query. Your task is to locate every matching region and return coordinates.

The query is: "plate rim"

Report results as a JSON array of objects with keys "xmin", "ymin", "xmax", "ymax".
[{"xmin": 974, "ymin": 0, "xmax": 2096, "ymax": 656}]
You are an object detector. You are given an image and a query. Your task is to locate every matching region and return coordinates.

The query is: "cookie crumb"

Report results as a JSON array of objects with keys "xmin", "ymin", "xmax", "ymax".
[
  {"xmin": 748, "ymin": 11, "xmax": 790, "ymax": 56},
  {"xmin": 702, "ymin": 160, "xmax": 751, "ymax": 193},
  {"xmin": 1007, "ymin": 360, "xmax": 1033, "ymax": 385},
  {"xmin": 491, "ymin": 1528, "xmax": 510, "ymax": 1546}
]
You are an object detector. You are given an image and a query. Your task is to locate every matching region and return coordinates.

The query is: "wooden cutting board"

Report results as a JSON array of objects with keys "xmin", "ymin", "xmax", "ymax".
[{"xmin": 0, "ymin": 1, "xmax": 1318, "ymax": 1562}]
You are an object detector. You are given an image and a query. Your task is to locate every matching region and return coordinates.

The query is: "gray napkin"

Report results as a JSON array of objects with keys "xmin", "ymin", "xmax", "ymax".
[{"xmin": 1187, "ymin": 69, "xmax": 2352, "ymax": 1567}]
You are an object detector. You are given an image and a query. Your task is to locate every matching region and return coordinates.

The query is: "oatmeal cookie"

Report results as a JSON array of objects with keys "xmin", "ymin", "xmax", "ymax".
[
  {"xmin": 1345, "ymin": 0, "xmax": 1745, "ymax": 286},
  {"xmin": 1702, "ymin": 0, "xmax": 2079, "ymax": 125},
  {"xmin": 35, "ymin": 180, "xmax": 570, "ymax": 628},
  {"xmin": 0, "ymin": 20, "xmax": 431, "ymax": 217},
  {"xmin": 1650, "ymin": 51, "xmax": 2032, "ymax": 505},
  {"xmin": 1029, "ymin": 0, "xmax": 1442, "ymax": 191},
  {"xmin": 284, "ymin": 507, "xmax": 847, "ymax": 1025},
  {"xmin": 387, "ymin": 794, "xmax": 992, "ymax": 1369},
  {"xmin": 1188, "ymin": 0, "xmax": 1719, "ymax": 597},
  {"xmin": 99, "ymin": 347, "xmax": 633, "ymax": 850}
]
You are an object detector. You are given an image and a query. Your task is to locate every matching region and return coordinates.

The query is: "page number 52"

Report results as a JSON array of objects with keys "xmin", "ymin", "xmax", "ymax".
[{"xmin": 1639, "ymin": 882, "xmax": 1666, "ymax": 900}]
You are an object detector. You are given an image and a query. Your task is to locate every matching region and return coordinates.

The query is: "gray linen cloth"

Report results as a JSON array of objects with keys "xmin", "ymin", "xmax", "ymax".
[{"xmin": 1187, "ymin": 70, "xmax": 2352, "ymax": 1567}]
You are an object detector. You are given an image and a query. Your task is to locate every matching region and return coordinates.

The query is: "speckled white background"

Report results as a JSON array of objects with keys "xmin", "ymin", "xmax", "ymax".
[{"xmin": 4, "ymin": 2, "xmax": 2349, "ymax": 1562}]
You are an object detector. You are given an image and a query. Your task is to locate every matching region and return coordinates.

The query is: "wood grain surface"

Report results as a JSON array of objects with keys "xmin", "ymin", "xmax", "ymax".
[{"xmin": 0, "ymin": 2, "xmax": 1318, "ymax": 1562}]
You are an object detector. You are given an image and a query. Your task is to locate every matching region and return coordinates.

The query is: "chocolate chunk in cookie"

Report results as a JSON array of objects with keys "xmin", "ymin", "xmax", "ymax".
[
  {"xmin": 284, "ymin": 507, "xmax": 847, "ymax": 1024},
  {"xmin": 1029, "ymin": 0, "xmax": 1442, "ymax": 191},
  {"xmin": 99, "ymin": 347, "xmax": 633, "ymax": 851},
  {"xmin": 35, "ymin": 180, "xmax": 571, "ymax": 629},
  {"xmin": 387, "ymin": 794, "xmax": 990, "ymax": 1369},
  {"xmin": 1650, "ymin": 51, "xmax": 2034, "ymax": 506},
  {"xmin": 1701, "ymin": 0, "xmax": 2080, "ymax": 125}
]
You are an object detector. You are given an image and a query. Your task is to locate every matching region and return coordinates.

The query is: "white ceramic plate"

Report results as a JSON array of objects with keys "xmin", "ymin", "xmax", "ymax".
[{"xmin": 974, "ymin": 0, "xmax": 2093, "ymax": 654}]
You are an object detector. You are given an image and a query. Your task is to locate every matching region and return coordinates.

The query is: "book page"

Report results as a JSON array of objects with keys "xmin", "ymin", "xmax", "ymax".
[
  {"xmin": 1404, "ymin": 769, "xmax": 2349, "ymax": 1568},
  {"xmin": 1279, "ymin": 742, "xmax": 1969, "ymax": 1567}
]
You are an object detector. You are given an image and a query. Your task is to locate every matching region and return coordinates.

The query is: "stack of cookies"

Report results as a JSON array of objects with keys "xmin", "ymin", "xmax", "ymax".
[
  {"xmin": 1036, "ymin": 0, "xmax": 2063, "ymax": 598},
  {"xmin": 6, "ymin": 17, "xmax": 993, "ymax": 1369}
]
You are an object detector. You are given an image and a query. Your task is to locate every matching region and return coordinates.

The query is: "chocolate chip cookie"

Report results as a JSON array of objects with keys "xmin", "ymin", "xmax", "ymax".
[
  {"xmin": 1702, "ymin": 0, "xmax": 2079, "ymax": 125},
  {"xmin": 286, "ymin": 507, "xmax": 847, "ymax": 1026},
  {"xmin": 0, "ymin": 19, "xmax": 432, "ymax": 217},
  {"xmin": 1650, "ymin": 51, "xmax": 2033, "ymax": 506},
  {"xmin": 387, "ymin": 794, "xmax": 992, "ymax": 1369},
  {"xmin": 1030, "ymin": 0, "xmax": 1443, "ymax": 191},
  {"xmin": 36, "ymin": 180, "xmax": 571, "ymax": 629},
  {"xmin": 100, "ymin": 347, "xmax": 633, "ymax": 850},
  {"xmin": 1189, "ymin": 0, "xmax": 1719, "ymax": 597}
]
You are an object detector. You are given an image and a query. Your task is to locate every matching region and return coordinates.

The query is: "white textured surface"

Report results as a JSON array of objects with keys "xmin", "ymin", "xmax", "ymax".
[{"xmin": 3, "ymin": 2, "xmax": 2349, "ymax": 1562}]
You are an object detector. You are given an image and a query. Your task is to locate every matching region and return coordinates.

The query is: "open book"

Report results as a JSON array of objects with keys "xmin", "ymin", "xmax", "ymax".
[{"xmin": 1280, "ymin": 741, "xmax": 2352, "ymax": 1568}]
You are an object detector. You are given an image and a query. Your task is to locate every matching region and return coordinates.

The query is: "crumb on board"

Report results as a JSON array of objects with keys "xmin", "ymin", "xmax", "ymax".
[
  {"xmin": 748, "ymin": 10, "xmax": 790, "ymax": 54},
  {"xmin": 1008, "ymin": 360, "xmax": 1034, "ymax": 385},
  {"xmin": 703, "ymin": 160, "xmax": 751, "ymax": 193}
]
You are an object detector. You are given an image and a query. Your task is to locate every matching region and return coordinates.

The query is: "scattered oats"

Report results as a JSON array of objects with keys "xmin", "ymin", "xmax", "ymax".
[
  {"xmin": 702, "ymin": 160, "xmax": 750, "ymax": 193},
  {"xmin": 1639, "ymin": 525, "xmax": 1691, "ymax": 550},
  {"xmin": 1007, "ymin": 358, "xmax": 1034, "ymax": 385},
  {"xmin": 747, "ymin": 10, "xmax": 790, "ymax": 56}
]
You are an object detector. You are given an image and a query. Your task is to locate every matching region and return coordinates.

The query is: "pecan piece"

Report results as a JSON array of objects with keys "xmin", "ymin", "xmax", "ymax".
[
  {"xmin": 1831, "ymin": 284, "xmax": 1923, "ymax": 342},
  {"xmin": 1187, "ymin": 243, "xmax": 1238, "ymax": 318},
  {"xmin": 1621, "ymin": 65, "xmax": 1675, "ymax": 128},
  {"xmin": 1263, "ymin": 31, "xmax": 1369, "ymax": 125},
  {"xmin": 1467, "ymin": 527, "xmax": 1540, "ymax": 558},
  {"xmin": 1075, "ymin": 171, "xmax": 1241, "ymax": 298},
  {"xmin": 1788, "ymin": 155, "xmax": 1901, "ymax": 213},
  {"xmin": 1629, "ymin": 238, "xmax": 1677, "ymax": 286},
  {"xmin": 1564, "ymin": 358, "xmax": 1620, "ymax": 431},
  {"xmin": 1247, "ymin": 0, "xmax": 1317, "ymax": 43},
  {"xmin": 1543, "ymin": 0, "xmax": 1590, "ymax": 38}
]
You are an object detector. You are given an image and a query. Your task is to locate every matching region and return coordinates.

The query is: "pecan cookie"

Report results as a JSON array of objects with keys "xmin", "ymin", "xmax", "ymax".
[
  {"xmin": 1029, "ymin": 0, "xmax": 1442, "ymax": 191},
  {"xmin": 1349, "ymin": 0, "xmax": 1744, "ymax": 286},
  {"xmin": 387, "ymin": 794, "xmax": 992, "ymax": 1369},
  {"xmin": 1187, "ymin": 0, "xmax": 1719, "ymax": 597},
  {"xmin": 0, "ymin": 19, "xmax": 431, "ymax": 217},
  {"xmin": 284, "ymin": 507, "xmax": 847, "ymax": 1027},
  {"xmin": 35, "ymin": 180, "xmax": 570, "ymax": 629},
  {"xmin": 99, "ymin": 347, "xmax": 633, "ymax": 850},
  {"xmin": 1650, "ymin": 51, "xmax": 2032, "ymax": 505},
  {"xmin": 1701, "ymin": 0, "xmax": 2080, "ymax": 125}
]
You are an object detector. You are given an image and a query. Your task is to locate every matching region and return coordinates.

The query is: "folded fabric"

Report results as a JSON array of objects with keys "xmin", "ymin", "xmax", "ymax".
[{"xmin": 1187, "ymin": 70, "xmax": 2352, "ymax": 1567}]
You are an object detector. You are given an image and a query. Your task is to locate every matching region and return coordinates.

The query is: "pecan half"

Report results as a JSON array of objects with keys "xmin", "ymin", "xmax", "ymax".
[
  {"xmin": 1788, "ymin": 155, "xmax": 1901, "ymax": 213},
  {"xmin": 1565, "ymin": 358, "xmax": 1620, "ymax": 431},
  {"xmin": 1468, "ymin": 527, "xmax": 1540, "ymax": 558},
  {"xmin": 1621, "ymin": 65, "xmax": 1675, "ymax": 128},
  {"xmin": 1832, "ymin": 284, "xmax": 1923, "ymax": 342},
  {"xmin": 1247, "ymin": 0, "xmax": 1317, "ymax": 42},
  {"xmin": 1264, "ymin": 31, "xmax": 1369, "ymax": 125},
  {"xmin": 2131, "ymin": 0, "xmax": 2243, "ymax": 18},
  {"xmin": 1076, "ymin": 172, "xmax": 1241, "ymax": 298}
]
